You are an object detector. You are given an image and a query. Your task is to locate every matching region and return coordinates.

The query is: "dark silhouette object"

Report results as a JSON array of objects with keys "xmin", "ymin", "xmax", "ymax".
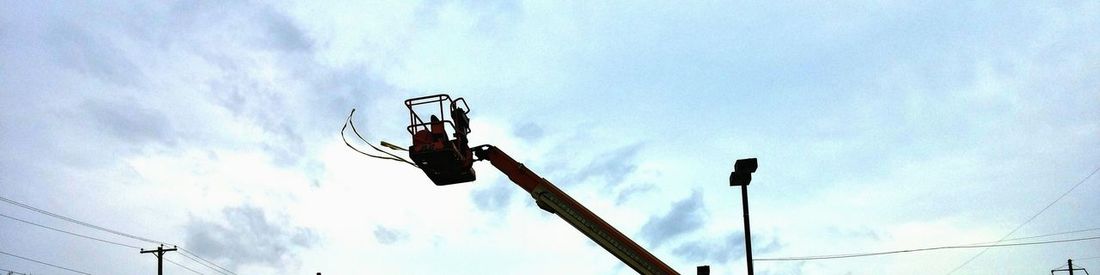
[
  {"xmin": 729, "ymin": 158, "xmax": 757, "ymax": 186},
  {"xmin": 1052, "ymin": 259, "xmax": 1089, "ymax": 275},
  {"xmin": 140, "ymin": 245, "xmax": 177, "ymax": 275},
  {"xmin": 405, "ymin": 94, "xmax": 475, "ymax": 185},
  {"xmin": 2, "ymin": 269, "xmax": 29, "ymax": 275},
  {"xmin": 729, "ymin": 158, "xmax": 758, "ymax": 275},
  {"xmin": 696, "ymin": 265, "xmax": 710, "ymax": 275}
]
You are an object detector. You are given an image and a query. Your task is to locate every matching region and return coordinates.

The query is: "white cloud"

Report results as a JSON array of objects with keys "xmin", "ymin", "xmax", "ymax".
[{"xmin": 2, "ymin": 1, "xmax": 1098, "ymax": 275}]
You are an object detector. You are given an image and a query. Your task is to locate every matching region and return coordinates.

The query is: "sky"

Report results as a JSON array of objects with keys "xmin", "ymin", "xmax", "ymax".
[{"xmin": 1, "ymin": 1, "xmax": 1098, "ymax": 274}]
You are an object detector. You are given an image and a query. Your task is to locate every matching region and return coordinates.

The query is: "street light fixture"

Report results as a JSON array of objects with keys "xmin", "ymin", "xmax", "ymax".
[{"xmin": 729, "ymin": 158, "xmax": 758, "ymax": 275}]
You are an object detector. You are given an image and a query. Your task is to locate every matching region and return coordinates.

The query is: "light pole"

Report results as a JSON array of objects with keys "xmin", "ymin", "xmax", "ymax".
[{"xmin": 729, "ymin": 158, "xmax": 758, "ymax": 275}]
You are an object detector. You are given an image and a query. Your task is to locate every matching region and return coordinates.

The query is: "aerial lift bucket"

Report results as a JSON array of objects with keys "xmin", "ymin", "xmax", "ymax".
[{"xmin": 405, "ymin": 94, "xmax": 476, "ymax": 185}]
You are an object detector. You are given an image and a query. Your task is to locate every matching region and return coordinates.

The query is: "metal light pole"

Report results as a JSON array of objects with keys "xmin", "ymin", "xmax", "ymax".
[{"xmin": 729, "ymin": 158, "xmax": 758, "ymax": 275}]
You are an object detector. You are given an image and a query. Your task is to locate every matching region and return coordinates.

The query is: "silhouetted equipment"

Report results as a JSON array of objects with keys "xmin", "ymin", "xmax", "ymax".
[
  {"xmin": 141, "ymin": 245, "xmax": 178, "ymax": 275},
  {"xmin": 696, "ymin": 265, "xmax": 710, "ymax": 275},
  {"xmin": 729, "ymin": 158, "xmax": 757, "ymax": 187},
  {"xmin": 730, "ymin": 158, "xmax": 759, "ymax": 275},
  {"xmin": 405, "ymin": 94, "xmax": 475, "ymax": 185},
  {"xmin": 2, "ymin": 268, "xmax": 29, "ymax": 275},
  {"xmin": 402, "ymin": 94, "xmax": 681, "ymax": 274},
  {"xmin": 1052, "ymin": 259, "xmax": 1089, "ymax": 275}
]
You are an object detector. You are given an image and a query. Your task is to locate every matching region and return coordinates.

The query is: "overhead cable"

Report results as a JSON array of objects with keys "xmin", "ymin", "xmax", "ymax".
[
  {"xmin": 755, "ymin": 235, "xmax": 1100, "ymax": 261},
  {"xmin": 970, "ymin": 227, "xmax": 1100, "ymax": 245},
  {"xmin": 0, "ymin": 195, "xmax": 234, "ymax": 275},
  {"xmin": 0, "ymin": 268, "xmax": 29, "ymax": 275},
  {"xmin": 165, "ymin": 257, "xmax": 206, "ymax": 275},
  {"xmin": 0, "ymin": 212, "xmax": 143, "ymax": 249},
  {"xmin": 0, "ymin": 196, "xmax": 169, "ymax": 245},
  {"xmin": 177, "ymin": 249, "xmax": 233, "ymax": 275},
  {"xmin": 1, "ymin": 211, "xmax": 230, "ymax": 275},
  {"xmin": 1073, "ymin": 263, "xmax": 1092, "ymax": 275},
  {"xmin": 948, "ymin": 165, "xmax": 1100, "ymax": 274},
  {"xmin": 0, "ymin": 250, "xmax": 92, "ymax": 275}
]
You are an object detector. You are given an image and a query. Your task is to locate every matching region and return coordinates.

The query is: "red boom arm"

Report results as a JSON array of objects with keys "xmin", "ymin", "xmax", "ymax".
[{"xmin": 473, "ymin": 145, "xmax": 680, "ymax": 275}]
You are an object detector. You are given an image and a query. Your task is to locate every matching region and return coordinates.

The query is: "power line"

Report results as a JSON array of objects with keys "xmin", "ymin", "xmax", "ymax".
[
  {"xmin": 176, "ymin": 249, "xmax": 231, "ymax": 275},
  {"xmin": 0, "ymin": 268, "xmax": 28, "ymax": 275},
  {"xmin": 0, "ymin": 195, "xmax": 235, "ymax": 275},
  {"xmin": 163, "ymin": 257, "xmax": 205, "ymax": 275},
  {"xmin": 947, "ymin": 165, "xmax": 1100, "ymax": 274},
  {"xmin": 755, "ymin": 235, "xmax": 1100, "ymax": 261},
  {"xmin": 176, "ymin": 249, "xmax": 234, "ymax": 275},
  {"xmin": 970, "ymin": 227, "xmax": 1100, "ymax": 245},
  {"xmin": 0, "ymin": 212, "xmax": 142, "ymax": 249},
  {"xmin": 1078, "ymin": 261, "xmax": 1095, "ymax": 270},
  {"xmin": 2, "ymin": 211, "xmax": 229, "ymax": 275},
  {"xmin": 0, "ymin": 195, "xmax": 169, "ymax": 245},
  {"xmin": 1081, "ymin": 265, "xmax": 1094, "ymax": 274},
  {"xmin": 753, "ymin": 227, "xmax": 1100, "ymax": 261},
  {"xmin": 2, "ymin": 211, "xmax": 219, "ymax": 275},
  {"xmin": 0, "ymin": 250, "xmax": 92, "ymax": 275}
]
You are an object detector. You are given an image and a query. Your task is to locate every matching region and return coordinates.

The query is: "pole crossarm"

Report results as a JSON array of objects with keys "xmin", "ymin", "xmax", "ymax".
[
  {"xmin": 1052, "ymin": 259, "xmax": 1088, "ymax": 275},
  {"xmin": 141, "ymin": 245, "xmax": 178, "ymax": 275}
]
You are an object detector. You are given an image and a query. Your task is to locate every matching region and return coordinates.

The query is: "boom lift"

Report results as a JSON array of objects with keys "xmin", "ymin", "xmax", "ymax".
[{"xmin": 402, "ymin": 94, "xmax": 681, "ymax": 274}]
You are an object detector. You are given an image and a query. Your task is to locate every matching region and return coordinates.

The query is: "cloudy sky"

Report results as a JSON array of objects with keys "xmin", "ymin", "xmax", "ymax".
[{"xmin": 2, "ymin": 1, "xmax": 1098, "ymax": 274}]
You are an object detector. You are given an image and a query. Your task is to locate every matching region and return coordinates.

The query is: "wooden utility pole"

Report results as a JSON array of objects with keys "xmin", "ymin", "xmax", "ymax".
[
  {"xmin": 1051, "ymin": 259, "xmax": 1088, "ymax": 275},
  {"xmin": 140, "ymin": 245, "xmax": 177, "ymax": 275}
]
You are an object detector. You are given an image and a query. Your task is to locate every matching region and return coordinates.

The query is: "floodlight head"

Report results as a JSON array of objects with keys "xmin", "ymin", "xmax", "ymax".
[
  {"xmin": 734, "ymin": 158, "xmax": 758, "ymax": 173},
  {"xmin": 730, "ymin": 172, "xmax": 751, "ymax": 186},
  {"xmin": 729, "ymin": 158, "xmax": 757, "ymax": 186}
]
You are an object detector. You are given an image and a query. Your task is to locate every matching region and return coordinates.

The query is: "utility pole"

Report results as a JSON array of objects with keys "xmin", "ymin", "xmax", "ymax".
[
  {"xmin": 729, "ymin": 158, "xmax": 758, "ymax": 275},
  {"xmin": 1052, "ymin": 259, "xmax": 1088, "ymax": 275},
  {"xmin": 140, "ymin": 245, "xmax": 177, "ymax": 275}
]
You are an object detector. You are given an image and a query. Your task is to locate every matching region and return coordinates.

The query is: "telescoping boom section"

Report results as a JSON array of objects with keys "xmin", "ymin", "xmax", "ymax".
[{"xmin": 472, "ymin": 145, "xmax": 680, "ymax": 275}]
